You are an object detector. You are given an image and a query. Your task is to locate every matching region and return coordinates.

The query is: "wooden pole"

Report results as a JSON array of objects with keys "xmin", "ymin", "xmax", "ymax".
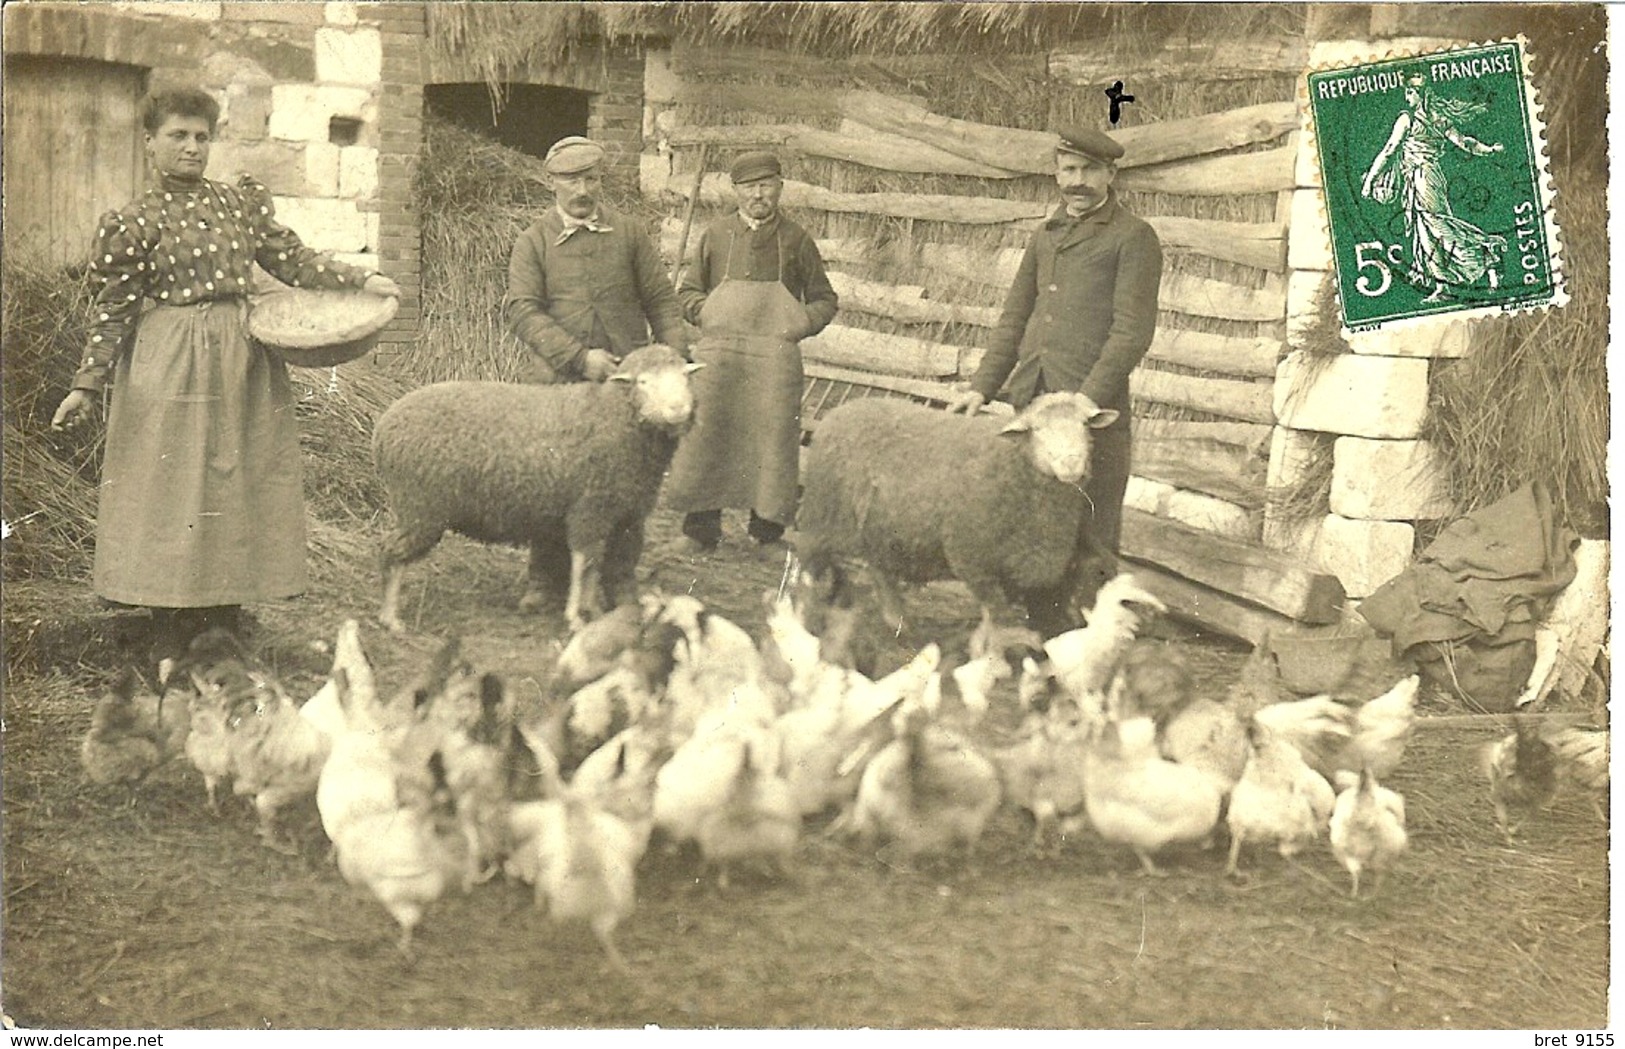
[{"xmin": 670, "ymin": 144, "xmax": 709, "ymax": 287}]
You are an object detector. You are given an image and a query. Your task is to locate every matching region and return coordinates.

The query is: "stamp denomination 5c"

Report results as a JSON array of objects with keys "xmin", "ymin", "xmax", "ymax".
[{"xmin": 1308, "ymin": 37, "xmax": 1565, "ymax": 332}]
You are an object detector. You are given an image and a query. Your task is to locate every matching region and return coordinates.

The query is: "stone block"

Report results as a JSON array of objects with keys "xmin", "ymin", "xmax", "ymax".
[
  {"xmin": 1262, "ymin": 509, "xmax": 1325, "ymax": 559},
  {"xmin": 1287, "ymin": 187, "xmax": 1332, "ymax": 272},
  {"xmin": 326, "ymin": 2, "xmax": 359, "ymax": 26},
  {"xmin": 316, "ymin": 26, "xmax": 382, "ymax": 84},
  {"xmin": 268, "ymin": 84, "xmax": 373, "ymax": 144},
  {"xmin": 270, "ymin": 196, "xmax": 368, "ymax": 254},
  {"xmin": 214, "ymin": 26, "xmax": 316, "ymax": 82},
  {"xmin": 305, "ymin": 141, "xmax": 342, "ymax": 197},
  {"xmin": 1285, "ymin": 269, "xmax": 1329, "ymax": 348},
  {"xmin": 221, "ymin": 2, "xmax": 325, "ymax": 24},
  {"xmin": 222, "ymin": 81, "xmax": 273, "ymax": 141},
  {"xmin": 207, "ymin": 139, "xmax": 308, "ymax": 196},
  {"xmin": 1274, "ymin": 351, "xmax": 1429, "ymax": 438},
  {"xmin": 1313, "ymin": 515, "xmax": 1414, "ymax": 598},
  {"xmin": 1330, "ymin": 437, "xmax": 1455, "ymax": 520},
  {"xmin": 1165, "ymin": 490, "xmax": 1258, "ymax": 541},
  {"xmin": 1295, "ymin": 129, "xmax": 1323, "ymax": 188},
  {"xmin": 639, "ymin": 152, "xmax": 672, "ymax": 202},
  {"xmin": 339, "ymin": 145, "xmax": 380, "ymax": 199},
  {"xmin": 1346, "ymin": 318, "xmax": 1473, "ymax": 358},
  {"xmin": 1267, "ymin": 426, "xmax": 1330, "ymax": 492}
]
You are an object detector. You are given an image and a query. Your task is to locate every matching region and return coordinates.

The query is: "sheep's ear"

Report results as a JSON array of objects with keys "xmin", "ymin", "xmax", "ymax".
[
  {"xmin": 997, "ymin": 415, "xmax": 1032, "ymax": 435},
  {"xmin": 684, "ymin": 362, "xmax": 705, "ymax": 374},
  {"xmin": 607, "ymin": 373, "xmax": 633, "ymax": 384},
  {"xmin": 1086, "ymin": 408, "xmax": 1120, "ymax": 429}
]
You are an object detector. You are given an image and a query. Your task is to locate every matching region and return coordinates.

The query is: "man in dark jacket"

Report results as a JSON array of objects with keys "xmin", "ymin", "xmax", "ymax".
[
  {"xmin": 504, "ymin": 135, "xmax": 687, "ymax": 384},
  {"xmin": 948, "ymin": 126, "xmax": 1162, "ymax": 627},
  {"xmin": 501, "ymin": 135, "xmax": 689, "ymax": 610}
]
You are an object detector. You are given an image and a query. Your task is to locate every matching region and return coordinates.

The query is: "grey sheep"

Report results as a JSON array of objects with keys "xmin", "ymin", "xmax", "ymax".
[
  {"xmin": 795, "ymin": 392, "xmax": 1118, "ymax": 636},
  {"xmin": 373, "ymin": 344, "xmax": 702, "ymax": 633}
]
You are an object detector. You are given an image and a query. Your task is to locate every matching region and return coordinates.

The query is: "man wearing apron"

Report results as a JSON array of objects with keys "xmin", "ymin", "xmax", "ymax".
[{"xmin": 666, "ymin": 151, "xmax": 839, "ymax": 553}]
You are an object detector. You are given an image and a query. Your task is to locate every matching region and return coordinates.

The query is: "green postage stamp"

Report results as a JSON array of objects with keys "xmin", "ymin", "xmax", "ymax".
[{"xmin": 1307, "ymin": 37, "xmax": 1565, "ymax": 332}]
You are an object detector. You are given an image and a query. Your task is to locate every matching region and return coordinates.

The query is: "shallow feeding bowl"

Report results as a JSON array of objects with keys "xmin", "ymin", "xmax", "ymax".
[{"xmin": 249, "ymin": 286, "xmax": 398, "ymax": 368}]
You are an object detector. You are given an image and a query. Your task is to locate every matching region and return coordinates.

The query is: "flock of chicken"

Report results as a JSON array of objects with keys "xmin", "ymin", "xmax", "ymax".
[{"xmin": 79, "ymin": 565, "xmax": 1609, "ymax": 972}]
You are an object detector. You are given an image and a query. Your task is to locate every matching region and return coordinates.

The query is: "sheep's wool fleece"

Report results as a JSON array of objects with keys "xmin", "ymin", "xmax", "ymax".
[
  {"xmin": 797, "ymin": 399, "xmax": 1090, "ymax": 593},
  {"xmin": 372, "ymin": 348, "xmax": 687, "ymax": 546}
]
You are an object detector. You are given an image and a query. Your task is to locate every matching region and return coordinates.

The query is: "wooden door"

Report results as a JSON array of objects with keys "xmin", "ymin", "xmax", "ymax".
[{"xmin": 2, "ymin": 55, "xmax": 145, "ymax": 268}]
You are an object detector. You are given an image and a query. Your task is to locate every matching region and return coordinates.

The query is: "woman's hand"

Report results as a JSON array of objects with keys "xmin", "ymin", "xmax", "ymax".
[
  {"xmin": 51, "ymin": 389, "xmax": 97, "ymax": 432},
  {"xmin": 363, "ymin": 273, "xmax": 402, "ymax": 298}
]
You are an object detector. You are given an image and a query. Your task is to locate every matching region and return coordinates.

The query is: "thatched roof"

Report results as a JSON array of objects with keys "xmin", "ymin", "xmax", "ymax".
[{"xmin": 427, "ymin": 3, "xmax": 1309, "ymax": 88}]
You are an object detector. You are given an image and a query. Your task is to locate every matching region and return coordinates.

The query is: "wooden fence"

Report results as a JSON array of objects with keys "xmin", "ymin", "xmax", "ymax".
[{"xmin": 643, "ymin": 37, "xmax": 1346, "ymax": 640}]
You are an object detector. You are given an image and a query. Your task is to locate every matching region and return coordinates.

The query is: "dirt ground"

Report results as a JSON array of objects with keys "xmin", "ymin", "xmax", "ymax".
[{"xmin": 1, "ymin": 508, "xmax": 1610, "ymax": 1030}]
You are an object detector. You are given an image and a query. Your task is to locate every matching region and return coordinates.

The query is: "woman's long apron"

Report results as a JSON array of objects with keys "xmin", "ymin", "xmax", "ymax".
[
  {"xmin": 93, "ymin": 299, "xmax": 307, "ymax": 607},
  {"xmin": 664, "ymin": 249, "xmax": 807, "ymax": 526}
]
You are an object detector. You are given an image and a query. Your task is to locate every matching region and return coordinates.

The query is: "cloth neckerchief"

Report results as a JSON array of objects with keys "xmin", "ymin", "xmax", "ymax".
[
  {"xmin": 1064, "ymin": 195, "xmax": 1109, "ymax": 220},
  {"xmin": 554, "ymin": 205, "xmax": 613, "ymax": 246},
  {"xmin": 737, "ymin": 210, "xmax": 780, "ymax": 233}
]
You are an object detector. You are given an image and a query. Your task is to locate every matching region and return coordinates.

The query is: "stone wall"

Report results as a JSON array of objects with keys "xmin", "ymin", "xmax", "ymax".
[
  {"xmin": 3, "ymin": 1, "xmax": 426, "ymax": 359},
  {"xmin": 1270, "ymin": 35, "xmax": 1474, "ymax": 599}
]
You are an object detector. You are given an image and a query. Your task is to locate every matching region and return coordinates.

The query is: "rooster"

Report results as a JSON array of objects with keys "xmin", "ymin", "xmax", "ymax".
[{"xmin": 1481, "ymin": 716, "xmax": 1559, "ymax": 842}]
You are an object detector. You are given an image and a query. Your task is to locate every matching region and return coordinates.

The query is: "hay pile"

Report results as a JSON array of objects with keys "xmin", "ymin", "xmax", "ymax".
[{"xmin": 412, "ymin": 115, "xmax": 670, "ymax": 386}]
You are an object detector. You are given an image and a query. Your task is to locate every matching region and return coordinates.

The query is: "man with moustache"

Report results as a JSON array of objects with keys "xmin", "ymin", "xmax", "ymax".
[
  {"xmin": 502, "ymin": 135, "xmax": 688, "ymax": 609},
  {"xmin": 947, "ymin": 126, "xmax": 1162, "ymax": 633},
  {"xmin": 504, "ymin": 135, "xmax": 687, "ymax": 385}
]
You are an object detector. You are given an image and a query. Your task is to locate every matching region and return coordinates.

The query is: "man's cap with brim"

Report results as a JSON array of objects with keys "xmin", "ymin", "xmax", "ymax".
[
  {"xmin": 730, "ymin": 151, "xmax": 782, "ymax": 184},
  {"xmin": 544, "ymin": 136, "xmax": 606, "ymax": 175},
  {"xmin": 1055, "ymin": 126, "xmax": 1125, "ymax": 164}
]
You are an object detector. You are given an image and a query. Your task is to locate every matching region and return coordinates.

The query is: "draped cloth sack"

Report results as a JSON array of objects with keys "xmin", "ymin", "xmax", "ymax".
[{"xmin": 1358, "ymin": 482, "xmax": 1581, "ymax": 711}]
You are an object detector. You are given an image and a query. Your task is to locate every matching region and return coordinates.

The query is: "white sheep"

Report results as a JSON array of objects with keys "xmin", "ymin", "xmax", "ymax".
[
  {"xmin": 795, "ymin": 393, "xmax": 1119, "ymax": 635},
  {"xmin": 373, "ymin": 345, "xmax": 702, "ymax": 633}
]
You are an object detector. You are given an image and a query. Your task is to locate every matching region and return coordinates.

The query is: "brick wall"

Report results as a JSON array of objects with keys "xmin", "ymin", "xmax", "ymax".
[
  {"xmin": 366, "ymin": 1, "xmax": 426, "ymax": 362},
  {"xmin": 585, "ymin": 43, "xmax": 648, "ymax": 193}
]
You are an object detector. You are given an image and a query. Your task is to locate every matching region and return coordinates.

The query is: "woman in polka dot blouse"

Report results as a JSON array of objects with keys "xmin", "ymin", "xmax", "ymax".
[{"xmin": 50, "ymin": 87, "xmax": 400, "ymax": 658}]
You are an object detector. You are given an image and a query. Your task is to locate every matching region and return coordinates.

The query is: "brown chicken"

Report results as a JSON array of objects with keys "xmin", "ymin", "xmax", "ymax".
[{"xmin": 80, "ymin": 667, "xmax": 170, "ymax": 794}]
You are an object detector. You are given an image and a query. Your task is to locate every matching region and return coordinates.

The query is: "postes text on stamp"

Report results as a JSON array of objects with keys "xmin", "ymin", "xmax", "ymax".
[{"xmin": 1308, "ymin": 38, "xmax": 1564, "ymax": 332}]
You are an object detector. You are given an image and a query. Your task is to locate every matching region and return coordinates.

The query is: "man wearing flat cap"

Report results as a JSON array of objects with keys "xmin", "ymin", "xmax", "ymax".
[
  {"xmin": 502, "ymin": 135, "xmax": 688, "ymax": 610},
  {"xmin": 665, "ymin": 150, "xmax": 839, "ymax": 553},
  {"xmin": 504, "ymin": 135, "xmax": 687, "ymax": 385},
  {"xmin": 948, "ymin": 125, "xmax": 1162, "ymax": 632}
]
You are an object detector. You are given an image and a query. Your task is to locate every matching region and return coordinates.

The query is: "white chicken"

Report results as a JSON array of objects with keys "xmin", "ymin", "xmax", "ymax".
[
  {"xmin": 1224, "ymin": 721, "xmax": 1336, "ymax": 878},
  {"xmin": 1543, "ymin": 722, "xmax": 1610, "ymax": 817},
  {"xmin": 837, "ymin": 698, "xmax": 1002, "ymax": 866},
  {"xmin": 1080, "ymin": 716, "xmax": 1224, "ymax": 876},
  {"xmin": 1328, "ymin": 766, "xmax": 1408, "ymax": 898},
  {"xmin": 555, "ymin": 601, "xmax": 647, "ymax": 688},
  {"xmin": 506, "ymin": 725, "xmax": 656, "ymax": 973},
  {"xmin": 652, "ymin": 697, "xmax": 785, "ymax": 852},
  {"xmin": 1042, "ymin": 572, "xmax": 1167, "ymax": 700},
  {"xmin": 333, "ymin": 747, "xmax": 472, "ymax": 957}
]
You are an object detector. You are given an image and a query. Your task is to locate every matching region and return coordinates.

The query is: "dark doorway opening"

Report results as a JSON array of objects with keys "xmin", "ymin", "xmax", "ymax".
[{"xmin": 424, "ymin": 83, "xmax": 590, "ymax": 160}]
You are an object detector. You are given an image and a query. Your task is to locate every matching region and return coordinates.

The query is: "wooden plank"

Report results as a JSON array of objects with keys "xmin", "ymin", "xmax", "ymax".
[
  {"xmin": 1121, "ymin": 507, "xmax": 1346, "ymax": 623},
  {"xmin": 673, "ymin": 80, "xmax": 849, "ymax": 120},
  {"xmin": 1136, "ymin": 419, "xmax": 1273, "ymax": 456},
  {"xmin": 1130, "ymin": 368, "xmax": 1275, "ymax": 424},
  {"xmin": 801, "ymin": 324, "xmax": 961, "ymax": 378},
  {"xmin": 1146, "ymin": 329, "xmax": 1281, "ymax": 378},
  {"xmin": 1134, "ymin": 437, "xmax": 1267, "ymax": 507},
  {"xmin": 838, "ymin": 89, "xmax": 1057, "ymax": 174},
  {"xmin": 1116, "ymin": 146, "xmax": 1296, "ymax": 197},
  {"xmin": 1048, "ymin": 37, "xmax": 1310, "ymax": 82},
  {"xmin": 1119, "ymin": 559, "xmax": 1303, "ymax": 645},
  {"xmin": 1146, "ymin": 215, "xmax": 1286, "ymax": 272},
  {"xmin": 665, "ymin": 123, "xmax": 801, "ymax": 147},
  {"xmin": 665, "ymin": 120, "xmax": 1020, "ymax": 177},
  {"xmin": 917, "ymin": 243, "xmax": 1028, "ymax": 287},
  {"xmin": 826, "ymin": 271, "xmax": 1001, "ymax": 328},
  {"xmin": 1109, "ymin": 102, "xmax": 1298, "ymax": 170},
  {"xmin": 803, "ymin": 362, "xmax": 958, "ymax": 404},
  {"xmin": 1161, "ymin": 272, "xmax": 1287, "ymax": 323},
  {"xmin": 658, "ymin": 169, "xmax": 1052, "ymax": 225}
]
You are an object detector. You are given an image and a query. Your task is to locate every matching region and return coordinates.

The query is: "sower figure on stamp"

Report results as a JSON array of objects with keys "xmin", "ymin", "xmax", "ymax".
[
  {"xmin": 1362, "ymin": 73, "xmax": 1507, "ymax": 304},
  {"xmin": 503, "ymin": 135, "xmax": 688, "ymax": 611},
  {"xmin": 665, "ymin": 150, "xmax": 839, "ymax": 555},
  {"xmin": 947, "ymin": 126, "xmax": 1162, "ymax": 635}
]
